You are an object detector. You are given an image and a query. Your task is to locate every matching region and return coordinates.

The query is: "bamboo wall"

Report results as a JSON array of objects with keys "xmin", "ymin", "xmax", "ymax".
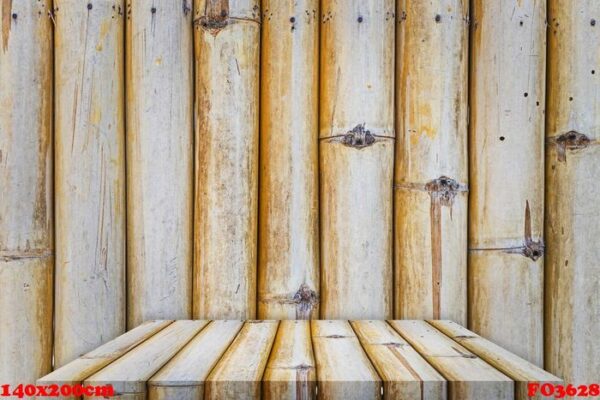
[{"xmin": 1, "ymin": 0, "xmax": 598, "ymax": 387}]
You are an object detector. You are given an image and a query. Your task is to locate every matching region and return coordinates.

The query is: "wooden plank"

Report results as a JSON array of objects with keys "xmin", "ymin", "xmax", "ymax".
[
  {"xmin": 148, "ymin": 320, "xmax": 244, "ymax": 400},
  {"xmin": 545, "ymin": 0, "xmax": 600, "ymax": 386},
  {"xmin": 193, "ymin": 0, "xmax": 261, "ymax": 319},
  {"xmin": 0, "ymin": 0, "xmax": 53, "ymax": 386},
  {"xmin": 258, "ymin": 0, "xmax": 320, "ymax": 320},
  {"xmin": 54, "ymin": 0, "xmax": 127, "ymax": 367},
  {"xmin": 38, "ymin": 320, "xmax": 171, "ymax": 392},
  {"xmin": 430, "ymin": 320, "xmax": 561, "ymax": 400},
  {"xmin": 85, "ymin": 321, "xmax": 207, "ymax": 396},
  {"xmin": 351, "ymin": 321, "xmax": 446, "ymax": 400},
  {"xmin": 390, "ymin": 320, "xmax": 514, "ymax": 400},
  {"xmin": 263, "ymin": 320, "xmax": 316, "ymax": 400},
  {"xmin": 319, "ymin": 0, "xmax": 395, "ymax": 319},
  {"xmin": 394, "ymin": 0, "xmax": 468, "ymax": 325},
  {"xmin": 312, "ymin": 320, "xmax": 381, "ymax": 400},
  {"xmin": 205, "ymin": 321, "xmax": 279, "ymax": 400},
  {"xmin": 125, "ymin": 0, "xmax": 194, "ymax": 328},
  {"xmin": 468, "ymin": 0, "xmax": 546, "ymax": 366}
]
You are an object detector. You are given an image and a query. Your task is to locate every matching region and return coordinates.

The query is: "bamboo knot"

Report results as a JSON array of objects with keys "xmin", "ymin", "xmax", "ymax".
[
  {"xmin": 195, "ymin": 15, "xmax": 228, "ymax": 31},
  {"xmin": 343, "ymin": 124, "xmax": 376, "ymax": 148},
  {"xmin": 521, "ymin": 239, "xmax": 544, "ymax": 261},
  {"xmin": 425, "ymin": 176, "xmax": 461, "ymax": 207},
  {"xmin": 553, "ymin": 130, "xmax": 591, "ymax": 162},
  {"xmin": 293, "ymin": 284, "xmax": 318, "ymax": 319}
]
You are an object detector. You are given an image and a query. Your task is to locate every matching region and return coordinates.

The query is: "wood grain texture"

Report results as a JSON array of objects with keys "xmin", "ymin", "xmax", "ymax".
[
  {"xmin": 148, "ymin": 320, "xmax": 243, "ymax": 400},
  {"xmin": 205, "ymin": 320, "xmax": 279, "ymax": 400},
  {"xmin": 468, "ymin": 0, "xmax": 546, "ymax": 366},
  {"xmin": 0, "ymin": 0, "xmax": 53, "ymax": 386},
  {"xmin": 38, "ymin": 320, "xmax": 171, "ymax": 400},
  {"xmin": 54, "ymin": 0, "xmax": 126, "ymax": 367},
  {"xmin": 263, "ymin": 320, "xmax": 316, "ymax": 400},
  {"xmin": 351, "ymin": 321, "xmax": 446, "ymax": 400},
  {"xmin": 319, "ymin": 0, "xmax": 395, "ymax": 320},
  {"xmin": 430, "ymin": 320, "xmax": 560, "ymax": 400},
  {"xmin": 193, "ymin": 0, "xmax": 261, "ymax": 320},
  {"xmin": 394, "ymin": 0, "xmax": 468, "ymax": 324},
  {"xmin": 390, "ymin": 321, "xmax": 514, "ymax": 400},
  {"xmin": 125, "ymin": 0, "xmax": 194, "ymax": 328},
  {"xmin": 85, "ymin": 320, "xmax": 206, "ymax": 396},
  {"xmin": 312, "ymin": 320, "xmax": 381, "ymax": 400},
  {"xmin": 545, "ymin": 0, "xmax": 600, "ymax": 385},
  {"xmin": 258, "ymin": 0, "xmax": 320, "ymax": 321}
]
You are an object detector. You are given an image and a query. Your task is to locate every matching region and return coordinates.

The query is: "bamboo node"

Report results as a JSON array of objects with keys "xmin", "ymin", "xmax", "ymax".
[
  {"xmin": 425, "ymin": 176, "xmax": 461, "ymax": 207},
  {"xmin": 552, "ymin": 130, "xmax": 591, "ymax": 162},
  {"xmin": 521, "ymin": 239, "xmax": 544, "ymax": 261},
  {"xmin": 195, "ymin": 15, "xmax": 228, "ymax": 32},
  {"xmin": 342, "ymin": 124, "xmax": 376, "ymax": 149},
  {"xmin": 293, "ymin": 284, "xmax": 318, "ymax": 319}
]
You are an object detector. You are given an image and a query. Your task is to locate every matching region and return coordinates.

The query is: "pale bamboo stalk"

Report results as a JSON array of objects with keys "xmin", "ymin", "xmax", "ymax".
[
  {"xmin": 545, "ymin": 0, "xmax": 600, "ymax": 384},
  {"xmin": 0, "ymin": 0, "xmax": 53, "ymax": 386},
  {"xmin": 258, "ymin": 0, "xmax": 320, "ymax": 320},
  {"xmin": 126, "ymin": 0, "xmax": 194, "ymax": 328},
  {"xmin": 319, "ymin": 0, "xmax": 395, "ymax": 319},
  {"xmin": 193, "ymin": 0, "xmax": 260, "ymax": 319},
  {"xmin": 468, "ymin": 0, "xmax": 546, "ymax": 366},
  {"xmin": 394, "ymin": 0, "xmax": 468, "ymax": 324},
  {"xmin": 54, "ymin": 0, "xmax": 126, "ymax": 366}
]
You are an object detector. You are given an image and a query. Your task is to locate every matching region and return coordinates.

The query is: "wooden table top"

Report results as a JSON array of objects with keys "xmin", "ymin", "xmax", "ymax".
[{"xmin": 38, "ymin": 320, "xmax": 560, "ymax": 400}]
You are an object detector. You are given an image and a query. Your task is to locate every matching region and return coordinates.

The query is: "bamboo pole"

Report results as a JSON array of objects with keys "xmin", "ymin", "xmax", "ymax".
[
  {"xmin": 126, "ymin": 0, "xmax": 194, "ymax": 328},
  {"xmin": 319, "ymin": 0, "xmax": 395, "ymax": 319},
  {"xmin": 193, "ymin": 0, "xmax": 260, "ymax": 319},
  {"xmin": 394, "ymin": 0, "xmax": 469, "ymax": 324},
  {"xmin": 545, "ymin": 0, "xmax": 600, "ymax": 384},
  {"xmin": 0, "ymin": 1, "xmax": 53, "ymax": 384},
  {"xmin": 468, "ymin": 0, "xmax": 546, "ymax": 366},
  {"xmin": 258, "ymin": 0, "xmax": 319, "ymax": 320},
  {"xmin": 54, "ymin": 0, "xmax": 126, "ymax": 366}
]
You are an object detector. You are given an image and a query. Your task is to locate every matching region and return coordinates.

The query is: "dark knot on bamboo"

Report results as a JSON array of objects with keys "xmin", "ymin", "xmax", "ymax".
[
  {"xmin": 293, "ymin": 284, "xmax": 318, "ymax": 319},
  {"xmin": 554, "ymin": 130, "xmax": 591, "ymax": 162},
  {"xmin": 425, "ymin": 176, "xmax": 461, "ymax": 207},
  {"xmin": 343, "ymin": 124, "xmax": 375, "ymax": 148},
  {"xmin": 522, "ymin": 239, "xmax": 544, "ymax": 261}
]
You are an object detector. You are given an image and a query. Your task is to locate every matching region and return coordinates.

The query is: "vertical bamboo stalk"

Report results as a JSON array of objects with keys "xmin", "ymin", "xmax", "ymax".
[
  {"xmin": 126, "ymin": 0, "xmax": 194, "ymax": 328},
  {"xmin": 193, "ymin": 0, "xmax": 260, "ymax": 319},
  {"xmin": 469, "ymin": 0, "xmax": 546, "ymax": 366},
  {"xmin": 55, "ymin": 0, "xmax": 126, "ymax": 366},
  {"xmin": 319, "ymin": 0, "xmax": 395, "ymax": 319},
  {"xmin": 545, "ymin": 1, "xmax": 600, "ymax": 384},
  {"xmin": 394, "ymin": 0, "xmax": 469, "ymax": 323},
  {"xmin": 0, "ymin": 0, "xmax": 53, "ymax": 385},
  {"xmin": 258, "ymin": 0, "xmax": 319, "ymax": 320}
]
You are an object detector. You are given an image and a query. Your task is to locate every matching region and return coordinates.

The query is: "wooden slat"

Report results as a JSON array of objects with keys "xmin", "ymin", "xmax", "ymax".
[
  {"xmin": 148, "ymin": 320, "xmax": 244, "ymax": 400},
  {"xmin": 351, "ymin": 321, "xmax": 446, "ymax": 400},
  {"xmin": 390, "ymin": 321, "xmax": 514, "ymax": 400},
  {"xmin": 430, "ymin": 320, "xmax": 560, "ymax": 400},
  {"xmin": 38, "ymin": 320, "xmax": 172, "ymax": 393},
  {"xmin": 205, "ymin": 321, "xmax": 279, "ymax": 399},
  {"xmin": 0, "ymin": 0, "xmax": 54, "ymax": 387},
  {"xmin": 125, "ymin": 0, "xmax": 194, "ymax": 328},
  {"xmin": 263, "ymin": 320, "xmax": 316, "ymax": 399},
  {"xmin": 312, "ymin": 320, "xmax": 381, "ymax": 400},
  {"xmin": 85, "ymin": 321, "xmax": 207, "ymax": 396}
]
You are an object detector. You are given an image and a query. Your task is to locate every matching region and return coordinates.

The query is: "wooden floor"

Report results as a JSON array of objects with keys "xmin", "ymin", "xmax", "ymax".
[{"xmin": 38, "ymin": 320, "xmax": 559, "ymax": 400}]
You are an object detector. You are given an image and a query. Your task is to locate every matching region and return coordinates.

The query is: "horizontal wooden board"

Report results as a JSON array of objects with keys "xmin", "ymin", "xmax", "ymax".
[
  {"xmin": 429, "ymin": 320, "xmax": 560, "ymax": 400},
  {"xmin": 85, "ymin": 321, "xmax": 207, "ymax": 395},
  {"xmin": 390, "ymin": 320, "xmax": 514, "ymax": 400},
  {"xmin": 351, "ymin": 320, "xmax": 446, "ymax": 400},
  {"xmin": 312, "ymin": 320, "xmax": 382, "ymax": 400},
  {"xmin": 38, "ymin": 320, "xmax": 172, "ymax": 389}
]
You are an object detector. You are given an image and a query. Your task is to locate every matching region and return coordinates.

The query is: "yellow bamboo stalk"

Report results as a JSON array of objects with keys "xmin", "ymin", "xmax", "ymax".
[
  {"xmin": 126, "ymin": 0, "xmax": 194, "ymax": 328},
  {"xmin": 54, "ymin": 0, "xmax": 126, "ymax": 366},
  {"xmin": 258, "ymin": 0, "xmax": 319, "ymax": 320},
  {"xmin": 545, "ymin": 0, "xmax": 600, "ymax": 384},
  {"xmin": 193, "ymin": 0, "xmax": 260, "ymax": 319},
  {"xmin": 394, "ymin": 0, "xmax": 469, "ymax": 324},
  {"xmin": 469, "ymin": 0, "xmax": 546, "ymax": 366},
  {"xmin": 320, "ymin": 0, "xmax": 395, "ymax": 319},
  {"xmin": 0, "ymin": 0, "xmax": 53, "ymax": 384}
]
